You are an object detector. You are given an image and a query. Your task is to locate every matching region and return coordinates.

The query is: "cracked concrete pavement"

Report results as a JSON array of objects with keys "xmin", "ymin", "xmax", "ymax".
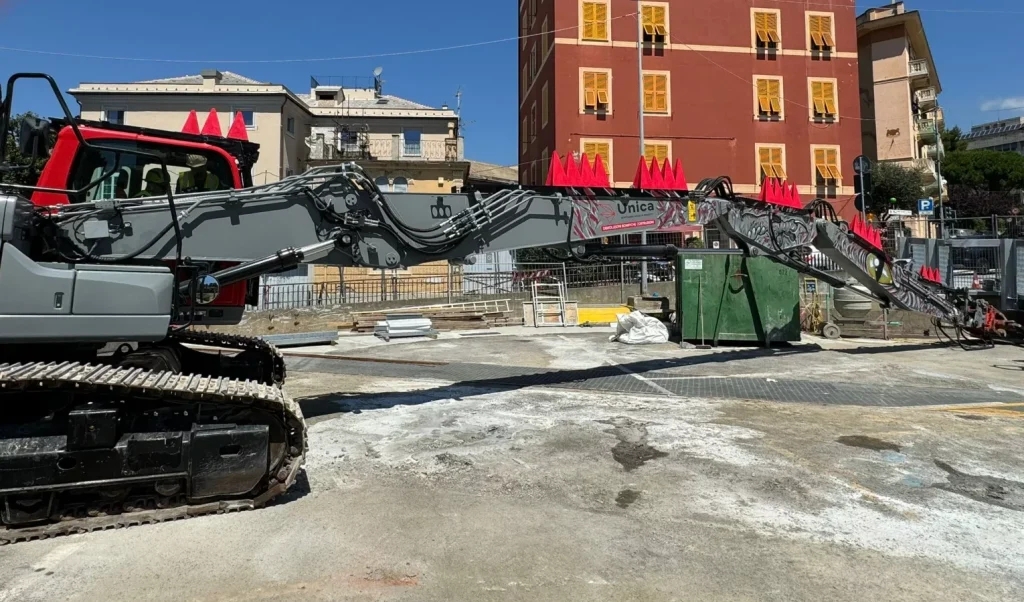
[{"xmin": 1, "ymin": 331, "xmax": 1022, "ymax": 601}]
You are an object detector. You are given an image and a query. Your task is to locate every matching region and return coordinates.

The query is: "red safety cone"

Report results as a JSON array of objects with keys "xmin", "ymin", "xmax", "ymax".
[{"xmin": 200, "ymin": 108, "xmax": 222, "ymax": 137}]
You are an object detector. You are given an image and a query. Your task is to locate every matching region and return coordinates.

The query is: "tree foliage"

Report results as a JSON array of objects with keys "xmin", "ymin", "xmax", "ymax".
[
  {"xmin": 1, "ymin": 112, "xmax": 49, "ymax": 188},
  {"xmin": 941, "ymin": 149, "xmax": 1024, "ymax": 217},
  {"xmin": 940, "ymin": 124, "xmax": 969, "ymax": 153},
  {"xmin": 942, "ymin": 150, "xmax": 1024, "ymax": 191},
  {"xmin": 869, "ymin": 161, "xmax": 925, "ymax": 211}
]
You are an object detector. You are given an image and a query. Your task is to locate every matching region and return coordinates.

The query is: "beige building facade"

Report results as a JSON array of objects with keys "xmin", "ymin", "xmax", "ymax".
[
  {"xmin": 69, "ymin": 69, "xmax": 467, "ymax": 190},
  {"xmin": 857, "ymin": 2, "xmax": 943, "ymax": 189}
]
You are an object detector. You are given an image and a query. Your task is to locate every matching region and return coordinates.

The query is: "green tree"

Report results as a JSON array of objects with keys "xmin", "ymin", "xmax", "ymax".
[
  {"xmin": 942, "ymin": 149, "xmax": 1024, "ymax": 191},
  {"xmin": 941, "ymin": 149, "xmax": 1024, "ymax": 217},
  {"xmin": 869, "ymin": 161, "xmax": 925, "ymax": 210},
  {"xmin": 1, "ymin": 112, "xmax": 49, "ymax": 188},
  {"xmin": 939, "ymin": 124, "xmax": 968, "ymax": 153}
]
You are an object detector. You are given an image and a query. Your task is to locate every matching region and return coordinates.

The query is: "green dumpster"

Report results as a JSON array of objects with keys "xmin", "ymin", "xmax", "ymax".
[{"xmin": 676, "ymin": 251, "xmax": 801, "ymax": 345}]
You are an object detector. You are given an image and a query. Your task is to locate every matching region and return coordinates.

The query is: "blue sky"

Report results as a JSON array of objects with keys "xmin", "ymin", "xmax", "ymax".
[{"xmin": 2, "ymin": 0, "xmax": 1023, "ymax": 166}]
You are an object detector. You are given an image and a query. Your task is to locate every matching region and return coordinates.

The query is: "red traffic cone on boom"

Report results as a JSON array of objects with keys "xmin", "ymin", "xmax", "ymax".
[
  {"xmin": 200, "ymin": 108, "xmax": 222, "ymax": 137},
  {"xmin": 578, "ymin": 153, "xmax": 595, "ymax": 187},
  {"xmin": 592, "ymin": 154, "xmax": 610, "ymax": 187},
  {"xmin": 181, "ymin": 110, "xmax": 200, "ymax": 135},
  {"xmin": 227, "ymin": 111, "xmax": 249, "ymax": 141}
]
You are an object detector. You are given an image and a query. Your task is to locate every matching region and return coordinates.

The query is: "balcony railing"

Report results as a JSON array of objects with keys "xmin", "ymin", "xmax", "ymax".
[
  {"xmin": 915, "ymin": 87, "xmax": 937, "ymax": 110},
  {"xmin": 909, "ymin": 59, "xmax": 929, "ymax": 79},
  {"xmin": 913, "ymin": 157, "xmax": 937, "ymax": 183},
  {"xmin": 915, "ymin": 117, "xmax": 937, "ymax": 141},
  {"xmin": 367, "ymin": 138, "xmax": 462, "ymax": 162}
]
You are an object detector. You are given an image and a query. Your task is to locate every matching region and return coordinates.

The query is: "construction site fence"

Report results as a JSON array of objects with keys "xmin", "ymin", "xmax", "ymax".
[{"xmin": 250, "ymin": 262, "xmax": 661, "ymax": 311}]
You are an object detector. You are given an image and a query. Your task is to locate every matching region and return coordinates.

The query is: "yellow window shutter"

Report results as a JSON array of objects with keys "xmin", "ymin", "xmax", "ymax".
[
  {"xmin": 583, "ymin": 142, "xmax": 597, "ymax": 157},
  {"xmin": 768, "ymin": 80, "xmax": 781, "ymax": 113},
  {"xmin": 595, "ymin": 4, "xmax": 608, "ymax": 39},
  {"xmin": 596, "ymin": 73, "xmax": 609, "ymax": 105},
  {"xmin": 597, "ymin": 143, "xmax": 609, "ymax": 162},
  {"xmin": 821, "ymin": 16, "xmax": 835, "ymax": 47},
  {"xmin": 583, "ymin": 3, "xmax": 595, "ymax": 39},
  {"xmin": 771, "ymin": 148, "xmax": 786, "ymax": 178},
  {"xmin": 756, "ymin": 79, "xmax": 770, "ymax": 113},
  {"xmin": 642, "ymin": 5, "xmax": 654, "ymax": 35},
  {"xmin": 823, "ymin": 82, "xmax": 836, "ymax": 115},
  {"xmin": 827, "ymin": 149, "xmax": 842, "ymax": 179},
  {"xmin": 755, "ymin": 12, "xmax": 768, "ymax": 43},
  {"xmin": 766, "ymin": 13, "xmax": 780, "ymax": 43},
  {"xmin": 812, "ymin": 81, "xmax": 825, "ymax": 115},
  {"xmin": 759, "ymin": 147, "xmax": 772, "ymax": 179},
  {"xmin": 655, "ymin": 76, "xmax": 667, "ymax": 112},
  {"xmin": 814, "ymin": 148, "xmax": 829, "ymax": 180},
  {"xmin": 654, "ymin": 6, "xmax": 667, "ymax": 35},
  {"xmin": 810, "ymin": 16, "xmax": 824, "ymax": 47},
  {"xmin": 643, "ymin": 74, "xmax": 655, "ymax": 111}
]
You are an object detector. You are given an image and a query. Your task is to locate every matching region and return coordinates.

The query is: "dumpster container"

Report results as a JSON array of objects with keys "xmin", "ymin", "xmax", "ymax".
[{"xmin": 676, "ymin": 250, "xmax": 801, "ymax": 345}]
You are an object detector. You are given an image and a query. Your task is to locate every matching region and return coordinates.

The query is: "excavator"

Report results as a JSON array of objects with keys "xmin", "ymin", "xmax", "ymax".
[{"xmin": 0, "ymin": 73, "xmax": 1020, "ymax": 544}]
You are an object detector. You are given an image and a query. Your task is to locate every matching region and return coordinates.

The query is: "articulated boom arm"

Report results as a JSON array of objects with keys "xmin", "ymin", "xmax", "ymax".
[{"xmin": 38, "ymin": 164, "xmax": 1018, "ymax": 341}]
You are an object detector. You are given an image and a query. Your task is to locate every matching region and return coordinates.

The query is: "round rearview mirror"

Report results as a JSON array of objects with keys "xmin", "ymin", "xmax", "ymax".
[{"xmin": 196, "ymin": 275, "xmax": 220, "ymax": 305}]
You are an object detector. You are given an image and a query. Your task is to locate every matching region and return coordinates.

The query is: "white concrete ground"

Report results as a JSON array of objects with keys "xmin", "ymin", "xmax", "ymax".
[{"xmin": 1, "ymin": 330, "xmax": 1022, "ymax": 601}]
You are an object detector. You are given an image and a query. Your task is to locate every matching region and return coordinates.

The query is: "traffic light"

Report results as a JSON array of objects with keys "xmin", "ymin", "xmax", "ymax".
[{"xmin": 854, "ymin": 171, "xmax": 872, "ymax": 212}]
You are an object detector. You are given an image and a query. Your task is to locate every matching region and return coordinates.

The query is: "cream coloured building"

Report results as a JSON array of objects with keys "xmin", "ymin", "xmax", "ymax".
[
  {"xmin": 69, "ymin": 69, "xmax": 467, "ymax": 191},
  {"xmin": 857, "ymin": 2, "xmax": 943, "ymax": 190}
]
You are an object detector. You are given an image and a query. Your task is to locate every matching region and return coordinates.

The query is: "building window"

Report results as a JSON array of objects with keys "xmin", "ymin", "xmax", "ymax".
[
  {"xmin": 756, "ymin": 78, "xmax": 783, "ymax": 118},
  {"xmin": 103, "ymin": 109, "xmax": 125, "ymax": 125},
  {"xmin": 531, "ymin": 102, "xmax": 538, "ymax": 140},
  {"xmin": 582, "ymin": 70, "xmax": 611, "ymax": 112},
  {"xmin": 753, "ymin": 11, "xmax": 780, "ymax": 49},
  {"xmin": 403, "ymin": 129, "xmax": 422, "ymax": 156},
  {"xmin": 521, "ymin": 9, "xmax": 528, "ymax": 49},
  {"xmin": 808, "ymin": 13, "xmax": 835, "ymax": 52},
  {"xmin": 581, "ymin": 139, "xmax": 612, "ymax": 174},
  {"xmin": 531, "ymin": 161, "xmax": 538, "ymax": 185},
  {"xmin": 643, "ymin": 72, "xmax": 669, "ymax": 114},
  {"xmin": 757, "ymin": 145, "xmax": 786, "ymax": 182},
  {"xmin": 644, "ymin": 142, "xmax": 670, "ymax": 164},
  {"xmin": 286, "ymin": 117, "xmax": 295, "ymax": 135},
  {"xmin": 522, "ymin": 65, "xmax": 529, "ymax": 96},
  {"xmin": 541, "ymin": 17, "xmax": 550, "ymax": 55},
  {"xmin": 582, "ymin": 1, "xmax": 609, "ymax": 41},
  {"xmin": 810, "ymin": 80, "xmax": 837, "ymax": 120},
  {"xmin": 375, "ymin": 176, "xmax": 391, "ymax": 192},
  {"xmin": 522, "ymin": 117, "xmax": 529, "ymax": 155},
  {"xmin": 541, "ymin": 148, "xmax": 550, "ymax": 183},
  {"xmin": 530, "ymin": 44, "xmax": 538, "ymax": 82},
  {"xmin": 813, "ymin": 146, "xmax": 842, "ymax": 193},
  {"xmin": 542, "ymin": 82, "xmax": 549, "ymax": 127},
  {"xmin": 233, "ymin": 109, "xmax": 255, "ymax": 129},
  {"xmin": 641, "ymin": 4, "xmax": 668, "ymax": 43},
  {"xmin": 392, "ymin": 176, "xmax": 408, "ymax": 193},
  {"xmin": 529, "ymin": 0, "xmax": 537, "ymax": 26}
]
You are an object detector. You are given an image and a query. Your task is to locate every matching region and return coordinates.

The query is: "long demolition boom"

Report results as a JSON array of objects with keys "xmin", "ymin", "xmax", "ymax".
[{"xmin": 39, "ymin": 163, "xmax": 1020, "ymax": 343}]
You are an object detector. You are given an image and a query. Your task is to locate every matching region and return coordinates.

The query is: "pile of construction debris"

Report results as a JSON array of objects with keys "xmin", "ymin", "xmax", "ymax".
[{"xmin": 349, "ymin": 300, "xmax": 516, "ymax": 333}]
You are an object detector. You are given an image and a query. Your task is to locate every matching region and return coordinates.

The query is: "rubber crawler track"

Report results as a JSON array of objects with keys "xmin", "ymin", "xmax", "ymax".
[{"xmin": 0, "ymin": 358, "xmax": 307, "ymax": 545}]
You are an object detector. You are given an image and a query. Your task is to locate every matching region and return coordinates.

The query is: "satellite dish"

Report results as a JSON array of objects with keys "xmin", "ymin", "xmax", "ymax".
[{"xmin": 373, "ymin": 67, "xmax": 383, "ymax": 77}]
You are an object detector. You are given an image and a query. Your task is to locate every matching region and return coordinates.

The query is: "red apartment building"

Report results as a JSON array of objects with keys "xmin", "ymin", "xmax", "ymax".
[{"xmin": 519, "ymin": 0, "xmax": 862, "ymax": 217}]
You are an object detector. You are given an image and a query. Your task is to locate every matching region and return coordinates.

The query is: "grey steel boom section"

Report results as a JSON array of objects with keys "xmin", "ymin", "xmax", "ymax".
[{"xmin": 52, "ymin": 164, "xmax": 689, "ymax": 269}]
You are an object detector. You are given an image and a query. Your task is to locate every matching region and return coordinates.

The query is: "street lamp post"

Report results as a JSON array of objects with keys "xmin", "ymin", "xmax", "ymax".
[{"xmin": 636, "ymin": 2, "xmax": 647, "ymax": 293}]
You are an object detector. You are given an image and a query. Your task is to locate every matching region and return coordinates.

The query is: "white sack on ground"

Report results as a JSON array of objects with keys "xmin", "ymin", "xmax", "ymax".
[{"xmin": 608, "ymin": 310, "xmax": 669, "ymax": 345}]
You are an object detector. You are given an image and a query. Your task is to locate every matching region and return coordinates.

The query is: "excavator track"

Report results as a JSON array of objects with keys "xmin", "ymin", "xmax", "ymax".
[
  {"xmin": 170, "ymin": 330, "xmax": 287, "ymax": 385},
  {"xmin": 0, "ymin": 361, "xmax": 306, "ymax": 545}
]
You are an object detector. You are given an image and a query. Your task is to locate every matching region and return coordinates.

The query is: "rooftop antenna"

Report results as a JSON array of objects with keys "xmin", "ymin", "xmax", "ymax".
[
  {"xmin": 454, "ymin": 86, "xmax": 463, "ymax": 119},
  {"xmin": 373, "ymin": 66, "xmax": 384, "ymax": 97}
]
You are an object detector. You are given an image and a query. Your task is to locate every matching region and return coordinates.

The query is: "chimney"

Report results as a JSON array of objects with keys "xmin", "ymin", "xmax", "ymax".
[{"xmin": 201, "ymin": 69, "xmax": 222, "ymax": 89}]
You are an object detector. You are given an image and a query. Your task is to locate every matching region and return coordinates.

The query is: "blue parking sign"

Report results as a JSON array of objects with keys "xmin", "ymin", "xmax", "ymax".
[{"xmin": 917, "ymin": 198, "xmax": 934, "ymax": 215}]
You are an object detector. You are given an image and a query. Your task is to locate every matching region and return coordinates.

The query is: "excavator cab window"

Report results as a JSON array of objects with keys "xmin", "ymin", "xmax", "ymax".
[{"xmin": 68, "ymin": 139, "xmax": 233, "ymax": 202}]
